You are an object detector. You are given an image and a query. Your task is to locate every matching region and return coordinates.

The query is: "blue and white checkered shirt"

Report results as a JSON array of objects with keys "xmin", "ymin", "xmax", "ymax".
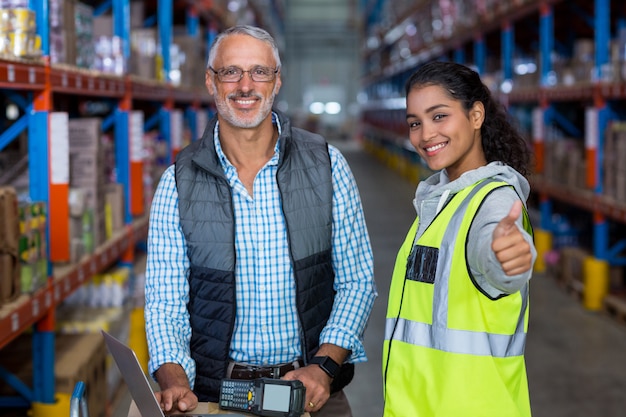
[{"xmin": 145, "ymin": 114, "xmax": 376, "ymax": 387}]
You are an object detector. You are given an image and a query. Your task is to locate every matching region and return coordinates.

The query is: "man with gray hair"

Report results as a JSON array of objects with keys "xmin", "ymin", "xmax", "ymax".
[{"xmin": 144, "ymin": 25, "xmax": 376, "ymax": 417}]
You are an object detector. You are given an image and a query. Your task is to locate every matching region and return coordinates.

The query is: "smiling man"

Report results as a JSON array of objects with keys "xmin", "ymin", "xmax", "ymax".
[{"xmin": 144, "ymin": 25, "xmax": 377, "ymax": 417}]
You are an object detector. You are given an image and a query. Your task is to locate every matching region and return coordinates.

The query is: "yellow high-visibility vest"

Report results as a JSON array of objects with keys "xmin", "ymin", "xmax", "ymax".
[{"xmin": 383, "ymin": 179, "xmax": 532, "ymax": 417}]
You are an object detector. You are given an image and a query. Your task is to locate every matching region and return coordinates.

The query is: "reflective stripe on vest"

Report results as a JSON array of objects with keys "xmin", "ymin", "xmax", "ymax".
[{"xmin": 385, "ymin": 179, "xmax": 528, "ymax": 358}]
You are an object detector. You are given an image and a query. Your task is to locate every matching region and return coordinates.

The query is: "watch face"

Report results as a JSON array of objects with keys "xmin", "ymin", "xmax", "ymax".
[{"xmin": 312, "ymin": 356, "xmax": 339, "ymax": 378}]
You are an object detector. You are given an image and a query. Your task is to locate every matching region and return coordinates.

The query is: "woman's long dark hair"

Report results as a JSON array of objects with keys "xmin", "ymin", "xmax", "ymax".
[{"xmin": 405, "ymin": 61, "xmax": 531, "ymax": 176}]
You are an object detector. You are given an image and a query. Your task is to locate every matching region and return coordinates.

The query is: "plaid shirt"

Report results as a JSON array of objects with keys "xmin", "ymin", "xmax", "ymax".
[{"xmin": 145, "ymin": 115, "xmax": 376, "ymax": 387}]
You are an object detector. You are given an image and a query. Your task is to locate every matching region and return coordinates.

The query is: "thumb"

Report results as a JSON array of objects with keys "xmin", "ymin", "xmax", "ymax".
[{"xmin": 493, "ymin": 200, "xmax": 523, "ymax": 238}]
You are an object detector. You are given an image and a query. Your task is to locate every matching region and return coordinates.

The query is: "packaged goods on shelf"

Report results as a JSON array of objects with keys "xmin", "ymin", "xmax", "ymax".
[
  {"xmin": 543, "ymin": 138, "xmax": 586, "ymax": 190},
  {"xmin": 0, "ymin": 6, "xmax": 40, "ymax": 58},
  {"xmin": 105, "ymin": 183, "xmax": 125, "ymax": 240},
  {"xmin": 129, "ymin": 0, "xmax": 144, "ymax": 29},
  {"xmin": 142, "ymin": 130, "xmax": 169, "ymax": 209},
  {"xmin": 74, "ymin": 1, "xmax": 95, "ymax": 69},
  {"xmin": 0, "ymin": 186, "xmax": 21, "ymax": 303},
  {"xmin": 68, "ymin": 117, "xmax": 107, "ymax": 250},
  {"xmin": 62, "ymin": 266, "xmax": 130, "ymax": 310},
  {"xmin": 0, "ymin": 186, "xmax": 19, "ymax": 255},
  {"xmin": 174, "ymin": 33, "xmax": 206, "ymax": 88},
  {"xmin": 69, "ymin": 188, "xmax": 95, "ymax": 262},
  {"xmin": 0, "ymin": 252, "xmax": 19, "ymax": 305},
  {"xmin": 603, "ymin": 122, "xmax": 626, "ymax": 203},
  {"xmin": 49, "ymin": 0, "xmax": 71, "ymax": 64},
  {"xmin": 130, "ymin": 28, "xmax": 157, "ymax": 80},
  {"xmin": 49, "ymin": 0, "xmax": 94, "ymax": 67},
  {"xmin": 17, "ymin": 200, "xmax": 48, "ymax": 293},
  {"xmin": 94, "ymin": 35, "xmax": 125, "ymax": 75}
]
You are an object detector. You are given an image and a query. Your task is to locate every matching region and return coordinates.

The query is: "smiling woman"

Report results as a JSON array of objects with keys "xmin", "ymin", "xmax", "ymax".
[{"xmin": 383, "ymin": 61, "xmax": 536, "ymax": 417}]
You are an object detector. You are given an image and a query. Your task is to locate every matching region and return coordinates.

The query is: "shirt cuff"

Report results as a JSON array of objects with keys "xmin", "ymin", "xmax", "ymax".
[{"xmin": 319, "ymin": 327, "xmax": 367, "ymax": 364}]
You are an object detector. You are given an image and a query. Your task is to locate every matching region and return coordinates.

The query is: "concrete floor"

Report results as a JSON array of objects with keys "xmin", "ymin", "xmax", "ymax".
[{"xmin": 113, "ymin": 139, "xmax": 626, "ymax": 417}]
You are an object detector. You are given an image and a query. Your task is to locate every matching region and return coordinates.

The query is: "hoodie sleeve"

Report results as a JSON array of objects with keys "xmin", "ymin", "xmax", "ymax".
[{"xmin": 467, "ymin": 186, "xmax": 536, "ymax": 298}]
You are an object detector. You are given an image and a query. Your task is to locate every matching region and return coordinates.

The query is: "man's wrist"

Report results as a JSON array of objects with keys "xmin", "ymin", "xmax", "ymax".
[{"xmin": 309, "ymin": 356, "xmax": 340, "ymax": 379}]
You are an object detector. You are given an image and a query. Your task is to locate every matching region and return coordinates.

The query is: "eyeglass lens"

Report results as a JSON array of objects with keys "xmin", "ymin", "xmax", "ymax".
[{"xmin": 214, "ymin": 66, "xmax": 277, "ymax": 82}]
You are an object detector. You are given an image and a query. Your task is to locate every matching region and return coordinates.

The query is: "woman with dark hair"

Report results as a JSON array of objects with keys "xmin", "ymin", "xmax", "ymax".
[{"xmin": 383, "ymin": 61, "xmax": 536, "ymax": 417}]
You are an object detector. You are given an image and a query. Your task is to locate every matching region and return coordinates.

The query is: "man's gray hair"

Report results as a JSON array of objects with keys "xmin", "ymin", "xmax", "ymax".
[{"xmin": 207, "ymin": 25, "xmax": 281, "ymax": 70}]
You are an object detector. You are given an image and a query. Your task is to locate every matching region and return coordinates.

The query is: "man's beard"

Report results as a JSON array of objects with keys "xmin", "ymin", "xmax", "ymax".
[{"xmin": 214, "ymin": 88, "xmax": 277, "ymax": 129}]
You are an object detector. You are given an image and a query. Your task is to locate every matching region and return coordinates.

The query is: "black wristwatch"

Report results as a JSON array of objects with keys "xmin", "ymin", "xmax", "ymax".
[{"xmin": 309, "ymin": 356, "xmax": 340, "ymax": 379}]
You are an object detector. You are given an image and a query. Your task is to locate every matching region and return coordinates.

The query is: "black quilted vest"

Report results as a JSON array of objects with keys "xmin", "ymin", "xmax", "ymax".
[{"xmin": 175, "ymin": 111, "xmax": 335, "ymax": 402}]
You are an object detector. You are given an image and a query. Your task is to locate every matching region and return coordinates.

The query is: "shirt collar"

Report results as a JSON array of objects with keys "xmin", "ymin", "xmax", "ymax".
[{"xmin": 213, "ymin": 112, "xmax": 282, "ymax": 169}]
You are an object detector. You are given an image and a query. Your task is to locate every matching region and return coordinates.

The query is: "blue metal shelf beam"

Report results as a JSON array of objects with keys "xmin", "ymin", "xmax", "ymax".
[
  {"xmin": 502, "ymin": 22, "xmax": 514, "ymax": 81},
  {"xmin": 31, "ymin": 0, "xmax": 48, "ymax": 55},
  {"xmin": 2, "ymin": 90, "xmax": 30, "ymax": 110},
  {"xmin": 473, "ymin": 36, "xmax": 486, "ymax": 74},
  {"xmin": 0, "ymin": 365, "xmax": 33, "ymax": 405},
  {"xmin": 546, "ymin": 107, "xmax": 583, "ymax": 138},
  {"xmin": 453, "ymin": 47, "xmax": 465, "ymax": 64},
  {"xmin": 115, "ymin": 108, "xmax": 132, "ymax": 223},
  {"xmin": 0, "ymin": 115, "xmax": 28, "ymax": 152},
  {"xmin": 93, "ymin": 0, "xmax": 112, "ymax": 16},
  {"xmin": 540, "ymin": 5, "xmax": 553, "ymax": 86},
  {"xmin": 187, "ymin": 6, "xmax": 199, "ymax": 36},
  {"xmin": 113, "ymin": 0, "xmax": 131, "ymax": 59},
  {"xmin": 144, "ymin": 112, "xmax": 160, "ymax": 132},
  {"xmin": 158, "ymin": 0, "xmax": 173, "ymax": 82},
  {"xmin": 593, "ymin": 0, "xmax": 610, "ymax": 261}
]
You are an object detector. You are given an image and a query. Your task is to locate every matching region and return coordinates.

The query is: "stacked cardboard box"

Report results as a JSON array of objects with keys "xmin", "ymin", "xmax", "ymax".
[
  {"xmin": 0, "ymin": 186, "xmax": 20, "ymax": 306},
  {"xmin": 129, "ymin": 28, "xmax": 157, "ymax": 80},
  {"xmin": 68, "ymin": 118, "xmax": 107, "ymax": 261},
  {"xmin": 50, "ymin": 0, "xmax": 94, "ymax": 67},
  {"xmin": 543, "ymin": 138, "xmax": 586, "ymax": 189},
  {"xmin": 55, "ymin": 333, "xmax": 108, "ymax": 417},
  {"xmin": 105, "ymin": 182, "xmax": 125, "ymax": 240},
  {"xmin": 174, "ymin": 33, "xmax": 206, "ymax": 89},
  {"xmin": 604, "ymin": 122, "xmax": 626, "ymax": 202}
]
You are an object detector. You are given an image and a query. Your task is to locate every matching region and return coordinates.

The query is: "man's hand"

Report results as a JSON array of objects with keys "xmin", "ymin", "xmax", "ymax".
[
  {"xmin": 491, "ymin": 200, "xmax": 532, "ymax": 276},
  {"xmin": 282, "ymin": 344, "xmax": 348, "ymax": 413},
  {"xmin": 154, "ymin": 363, "xmax": 199, "ymax": 413},
  {"xmin": 282, "ymin": 364, "xmax": 331, "ymax": 414}
]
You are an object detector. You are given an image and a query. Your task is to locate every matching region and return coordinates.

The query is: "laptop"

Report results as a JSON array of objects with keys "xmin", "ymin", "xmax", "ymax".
[{"xmin": 102, "ymin": 330, "xmax": 241, "ymax": 417}]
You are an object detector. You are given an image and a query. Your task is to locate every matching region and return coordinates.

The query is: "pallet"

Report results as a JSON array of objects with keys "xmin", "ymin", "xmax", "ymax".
[
  {"xmin": 562, "ymin": 278, "xmax": 583, "ymax": 301},
  {"xmin": 603, "ymin": 294, "xmax": 626, "ymax": 324}
]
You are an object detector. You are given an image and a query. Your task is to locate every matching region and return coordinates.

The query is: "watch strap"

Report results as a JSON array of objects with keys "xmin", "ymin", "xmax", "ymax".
[{"xmin": 309, "ymin": 356, "xmax": 340, "ymax": 379}]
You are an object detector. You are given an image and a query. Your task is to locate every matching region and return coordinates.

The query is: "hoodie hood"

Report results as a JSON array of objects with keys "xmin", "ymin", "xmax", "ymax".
[{"xmin": 413, "ymin": 162, "xmax": 530, "ymax": 218}]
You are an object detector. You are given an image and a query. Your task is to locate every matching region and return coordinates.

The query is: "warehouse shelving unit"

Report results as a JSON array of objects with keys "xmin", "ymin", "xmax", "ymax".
[
  {"xmin": 0, "ymin": 0, "xmax": 239, "ymax": 414},
  {"xmin": 360, "ymin": 0, "xmax": 626, "ymax": 301}
]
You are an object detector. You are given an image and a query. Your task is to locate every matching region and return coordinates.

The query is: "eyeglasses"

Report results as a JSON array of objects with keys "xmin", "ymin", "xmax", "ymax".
[{"xmin": 209, "ymin": 65, "xmax": 279, "ymax": 83}]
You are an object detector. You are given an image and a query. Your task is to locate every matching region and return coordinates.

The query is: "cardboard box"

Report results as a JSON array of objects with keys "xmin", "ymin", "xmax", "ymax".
[
  {"xmin": 558, "ymin": 247, "xmax": 589, "ymax": 286},
  {"xmin": 69, "ymin": 118, "xmax": 107, "ymax": 247},
  {"xmin": 0, "ymin": 252, "xmax": 20, "ymax": 304},
  {"xmin": 0, "ymin": 332, "xmax": 108, "ymax": 417},
  {"xmin": 0, "ymin": 186, "xmax": 19, "ymax": 255},
  {"xmin": 130, "ymin": 28, "xmax": 157, "ymax": 79},
  {"xmin": 56, "ymin": 333, "xmax": 108, "ymax": 417},
  {"xmin": 105, "ymin": 183, "xmax": 125, "ymax": 238}
]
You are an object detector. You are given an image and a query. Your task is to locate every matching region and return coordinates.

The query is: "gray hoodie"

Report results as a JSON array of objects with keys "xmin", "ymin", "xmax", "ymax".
[{"xmin": 413, "ymin": 161, "xmax": 536, "ymax": 298}]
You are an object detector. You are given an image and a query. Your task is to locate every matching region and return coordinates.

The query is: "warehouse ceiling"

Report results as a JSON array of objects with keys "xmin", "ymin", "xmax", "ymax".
[{"xmin": 284, "ymin": 0, "xmax": 360, "ymax": 51}]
